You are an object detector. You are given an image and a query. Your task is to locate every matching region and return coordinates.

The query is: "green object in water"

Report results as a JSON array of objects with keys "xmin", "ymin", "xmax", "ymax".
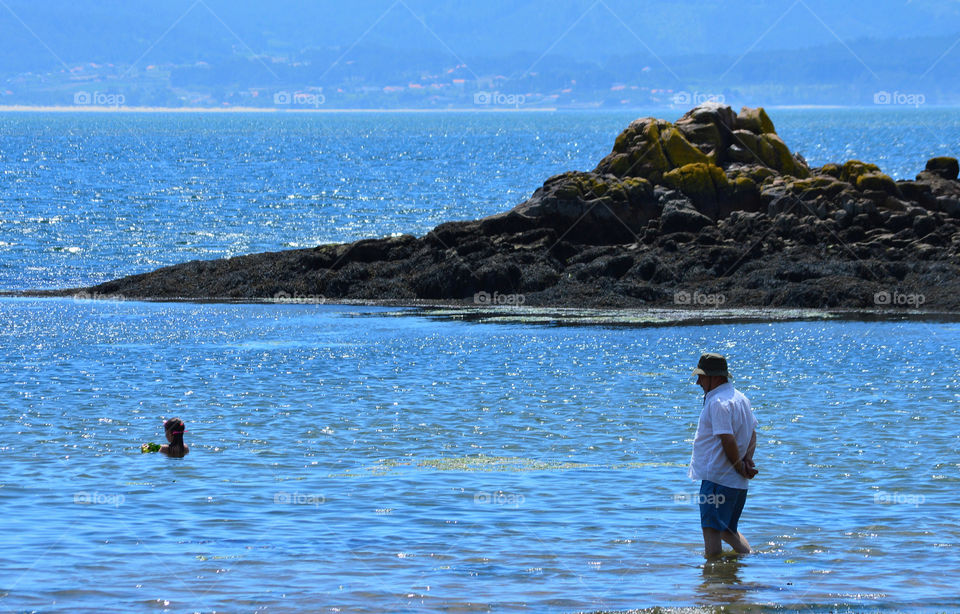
[{"xmin": 141, "ymin": 442, "xmax": 161, "ymax": 453}]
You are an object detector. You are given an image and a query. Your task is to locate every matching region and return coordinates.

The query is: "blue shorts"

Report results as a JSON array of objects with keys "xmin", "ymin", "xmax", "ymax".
[{"xmin": 699, "ymin": 480, "xmax": 748, "ymax": 533}]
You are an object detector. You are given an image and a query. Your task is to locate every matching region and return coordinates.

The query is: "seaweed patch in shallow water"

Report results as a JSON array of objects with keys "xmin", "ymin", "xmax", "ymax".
[{"xmin": 349, "ymin": 455, "xmax": 687, "ymax": 475}]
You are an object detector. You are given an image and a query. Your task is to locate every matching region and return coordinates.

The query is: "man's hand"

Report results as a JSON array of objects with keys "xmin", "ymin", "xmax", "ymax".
[
  {"xmin": 739, "ymin": 458, "xmax": 759, "ymax": 479},
  {"xmin": 721, "ymin": 431, "xmax": 759, "ymax": 479}
]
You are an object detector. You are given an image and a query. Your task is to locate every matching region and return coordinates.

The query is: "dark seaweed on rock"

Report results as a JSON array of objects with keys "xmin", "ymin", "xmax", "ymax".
[{"xmin": 56, "ymin": 103, "xmax": 960, "ymax": 310}]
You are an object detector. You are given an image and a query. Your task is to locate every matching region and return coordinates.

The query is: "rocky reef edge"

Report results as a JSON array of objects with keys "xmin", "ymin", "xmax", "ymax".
[{"xmin": 37, "ymin": 103, "xmax": 960, "ymax": 311}]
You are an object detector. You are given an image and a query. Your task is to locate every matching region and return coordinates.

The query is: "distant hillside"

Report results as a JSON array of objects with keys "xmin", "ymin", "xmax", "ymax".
[{"xmin": 1, "ymin": 0, "xmax": 959, "ymax": 108}]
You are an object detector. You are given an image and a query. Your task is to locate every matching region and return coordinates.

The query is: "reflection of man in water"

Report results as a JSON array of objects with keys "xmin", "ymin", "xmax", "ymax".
[
  {"xmin": 688, "ymin": 353, "xmax": 758, "ymax": 557},
  {"xmin": 698, "ymin": 556, "xmax": 748, "ymax": 605}
]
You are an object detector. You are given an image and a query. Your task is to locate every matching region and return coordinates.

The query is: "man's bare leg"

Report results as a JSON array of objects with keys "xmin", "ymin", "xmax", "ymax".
[
  {"xmin": 703, "ymin": 528, "xmax": 751, "ymax": 557},
  {"xmin": 702, "ymin": 528, "xmax": 723, "ymax": 557},
  {"xmin": 721, "ymin": 530, "xmax": 751, "ymax": 554}
]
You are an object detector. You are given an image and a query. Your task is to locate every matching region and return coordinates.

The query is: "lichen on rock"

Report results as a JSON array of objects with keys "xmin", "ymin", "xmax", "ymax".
[{"xmin": 736, "ymin": 106, "xmax": 776, "ymax": 135}]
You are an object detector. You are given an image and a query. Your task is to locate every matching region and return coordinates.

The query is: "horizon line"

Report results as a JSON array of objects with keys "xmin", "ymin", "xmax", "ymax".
[
  {"xmin": 0, "ymin": 103, "xmax": 936, "ymax": 113},
  {"xmin": 0, "ymin": 105, "xmax": 563, "ymax": 113}
]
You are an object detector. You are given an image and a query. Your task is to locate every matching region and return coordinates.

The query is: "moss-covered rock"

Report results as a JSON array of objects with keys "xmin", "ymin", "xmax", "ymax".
[
  {"xmin": 511, "ymin": 170, "xmax": 662, "ymax": 244},
  {"xmin": 605, "ymin": 153, "xmax": 631, "ymax": 176},
  {"xmin": 736, "ymin": 107, "xmax": 776, "ymax": 134},
  {"xmin": 762, "ymin": 133, "xmax": 810, "ymax": 178},
  {"xmin": 596, "ymin": 118, "xmax": 671, "ymax": 181},
  {"xmin": 729, "ymin": 129, "xmax": 807, "ymax": 177},
  {"xmin": 896, "ymin": 180, "xmax": 933, "ymax": 203},
  {"xmin": 724, "ymin": 174, "xmax": 763, "ymax": 214},
  {"xmin": 818, "ymin": 163, "xmax": 842, "ymax": 178},
  {"xmin": 840, "ymin": 160, "xmax": 882, "ymax": 184},
  {"xmin": 583, "ymin": 175, "xmax": 609, "ymax": 197},
  {"xmin": 596, "ymin": 103, "xmax": 813, "ymax": 183},
  {"xmin": 632, "ymin": 120, "xmax": 672, "ymax": 178},
  {"xmin": 856, "ymin": 172, "xmax": 901, "ymax": 196},
  {"xmin": 675, "ymin": 120, "xmax": 724, "ymax": 157},
  {"xmin": 660, "ymin": 127, "xmax": 710, "ymax": 168},
  {"xmin": 662, "ymin": 162, "xmax": 730, "ymax": 207},
  {"xmin": 736, "ymin": 164, "xmax": 778, "ymax": 185},
  {"xmin": 679, "ymin": 103, "xmax": 738, "ymax": 132},
  {"xmin": 925, "ymin": 156, "xmax": 959, "ymax": 181},
  {"xmin": 728, "ymin": 129, "xmax": 763, "ymax": 164},
  {"xmin": 622, "ymin": 176, "xmax": 654, "ymax": 200},
  {"xmin": 536, "ymin": 172, "xmax": 654, "ymax": 208},
  {"xmin": 732, "ymin": 175, "xmax": 758, "ymax": 194},
  {"xmin": 789, "ymin": 177, "xmax": 836, "ymax": 191},
  {"xmin": 788, "ymin": 176, "xmax": 851, "ymax": 200}
]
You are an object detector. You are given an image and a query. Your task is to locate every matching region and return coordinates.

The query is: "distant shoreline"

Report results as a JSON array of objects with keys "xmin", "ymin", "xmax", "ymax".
[
  {"xmin": 0, "ymin": 104, "xmax": 947, "ymax": 113},
  {"xmin": 0, "ymin": 105, "xmax": 559, "ymax": 113}
]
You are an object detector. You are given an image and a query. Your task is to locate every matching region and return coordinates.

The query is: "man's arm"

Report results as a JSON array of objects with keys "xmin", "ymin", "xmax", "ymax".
[
  {"xmin": 718, "ymin": 433, "xmax": 742, "ymax": 468},
  {"xmin": 718, "ymin": 432, "xmax": 758, "ymax": 478},
  {"xmin": 742, "ymin": 430, "xmax": 758, "ymax": 477},
  {"xmin": 744, "ymin": 430, "xmax": 756, "ymax": 463}
]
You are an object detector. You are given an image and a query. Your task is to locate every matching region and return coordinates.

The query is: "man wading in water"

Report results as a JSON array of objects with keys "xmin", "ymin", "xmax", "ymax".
[{"xmin": 688, "ymin": 353, "xmax": 758, "ymax": 557}]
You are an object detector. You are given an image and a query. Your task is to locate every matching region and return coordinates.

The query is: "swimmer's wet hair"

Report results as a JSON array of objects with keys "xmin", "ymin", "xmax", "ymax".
[{"xmin": 164, "ymin": 418, "xmax": 186, "ymax": 449}]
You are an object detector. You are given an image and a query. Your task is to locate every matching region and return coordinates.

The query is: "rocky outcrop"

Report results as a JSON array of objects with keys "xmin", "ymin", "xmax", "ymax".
[{"xmin": 49, "ymin": 104, "xmax": 960, "ymax": 310}]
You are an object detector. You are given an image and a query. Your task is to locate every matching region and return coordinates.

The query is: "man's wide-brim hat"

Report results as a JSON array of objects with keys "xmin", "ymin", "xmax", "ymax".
[{"xmin": 692, "ymin": 353, "xmax": 732, "ymax": 379}]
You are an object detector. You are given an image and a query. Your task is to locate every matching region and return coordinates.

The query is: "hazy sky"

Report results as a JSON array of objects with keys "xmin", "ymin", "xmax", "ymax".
[
  {"xmin": 1, "ymin": 1, "xmax": 957, "ymax": 107},
  {"xmin": 2, "ymin": 1, "xmax": 958, "ymax": 69}
]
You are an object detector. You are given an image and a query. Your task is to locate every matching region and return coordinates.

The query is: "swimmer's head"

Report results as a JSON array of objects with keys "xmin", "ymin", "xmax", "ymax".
[{"xmin": 164, "ymin": 418, "xmax": 186, "ymax": 445}]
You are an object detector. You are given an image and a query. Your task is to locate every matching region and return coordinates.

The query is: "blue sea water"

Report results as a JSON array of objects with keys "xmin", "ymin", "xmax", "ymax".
[
  {"xmin": 1, "ymin": 108, "xmax": 959, "ymax": 291},
  {"xmin": 1, "ymin": 109, "xmax": 960, "ymax": 612}
]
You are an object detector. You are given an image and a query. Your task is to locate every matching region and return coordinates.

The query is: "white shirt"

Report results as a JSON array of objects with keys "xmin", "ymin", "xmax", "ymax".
[{"xmin": 688, "ymin": 382, "xmax": 758, "ymax": 490}]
